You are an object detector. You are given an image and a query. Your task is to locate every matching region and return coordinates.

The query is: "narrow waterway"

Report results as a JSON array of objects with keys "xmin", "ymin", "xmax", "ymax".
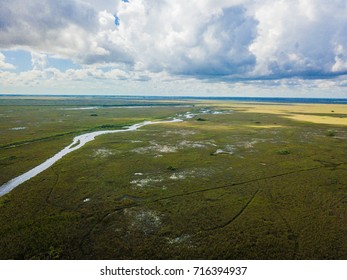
[{"xmin": 0, "ymin": 119, "xmax": 182, "ymax": 197}]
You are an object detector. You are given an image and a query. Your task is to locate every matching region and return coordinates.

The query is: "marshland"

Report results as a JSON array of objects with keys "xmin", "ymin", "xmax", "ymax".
[{"xmin": 0, "ymin": 96, "xmax": 346, "ymax": 259}]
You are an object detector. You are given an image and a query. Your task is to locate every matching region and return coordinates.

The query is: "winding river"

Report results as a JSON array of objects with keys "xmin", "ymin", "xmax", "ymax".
[{"xmin": 0, "ymin": 118, "xmax": 182, "ymax": 197}]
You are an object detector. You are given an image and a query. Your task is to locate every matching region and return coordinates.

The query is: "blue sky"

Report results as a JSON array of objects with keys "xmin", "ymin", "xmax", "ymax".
[{"xmin": 1, "ymin": 0, "xmax": 347, "ymax": 97}]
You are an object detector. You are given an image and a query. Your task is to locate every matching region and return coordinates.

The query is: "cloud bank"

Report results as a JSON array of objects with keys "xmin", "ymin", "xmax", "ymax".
[{"xmin": 1, "ymin": 0, "xmax": 347, "ymax": 95}]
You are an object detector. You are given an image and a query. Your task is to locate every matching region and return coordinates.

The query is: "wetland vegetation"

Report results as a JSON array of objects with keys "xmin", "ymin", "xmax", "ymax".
[{"xmin": 0, "ymin": 96, "xmax": 346, "ymax": 259}]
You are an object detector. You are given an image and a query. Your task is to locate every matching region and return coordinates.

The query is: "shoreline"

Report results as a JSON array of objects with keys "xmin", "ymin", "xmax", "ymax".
[{"xmin": 1, "ymin": 94, "xmax": 347, "ymax": 105}]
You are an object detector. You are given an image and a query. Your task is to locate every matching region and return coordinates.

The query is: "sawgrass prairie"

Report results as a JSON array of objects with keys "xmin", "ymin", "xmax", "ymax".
[{"xmin": 0, "ymin": 96, "xmax": 346, "ymax": 259}]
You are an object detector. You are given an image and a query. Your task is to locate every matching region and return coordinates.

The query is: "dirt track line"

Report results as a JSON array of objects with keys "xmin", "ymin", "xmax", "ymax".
[
  {"xmin": 79, "ymin": 165, "xmax": 324, "ymax": 254},
  {"xmin": 45, "ymin": 167, "xmax": 85, "ymax": 213},
  {"xmin": 149, "ymin": 165, "xmax": 322, "ymax": 203},
  {"xmin": 263, "ymin": 170, "xmax": 299, "ymax": 260},
  {"xmin": 205, "ymin": 188, "xmax": 260, "ymax": 232},
  {"xmin": 45, "ymin": 167, "xmax": 59, "ymax": 205},
  {"xmin": 79, "ymin": 202, "xmax": 139, "ymax": 255},
  {"xmin": 277, "ymin": 210, "xmax": 299, "ymax": 259}
]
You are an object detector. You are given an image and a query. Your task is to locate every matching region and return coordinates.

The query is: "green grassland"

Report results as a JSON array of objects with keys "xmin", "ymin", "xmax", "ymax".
[{"xmin": 0, "ymin": 96, "xmax": 346, "ymax": 259}]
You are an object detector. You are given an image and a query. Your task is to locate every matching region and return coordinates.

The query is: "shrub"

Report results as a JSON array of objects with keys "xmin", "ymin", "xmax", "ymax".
[
  {"xmin": 326, "ymin": 130, "xmax": 336, "ymax": 137},
  {"xmin": 277, "ymin": 149, "xmax": 290, "ymax": 155},
  {"xmin": 167, "ymin": 166, "xmax": 177, "ymax": 171}
]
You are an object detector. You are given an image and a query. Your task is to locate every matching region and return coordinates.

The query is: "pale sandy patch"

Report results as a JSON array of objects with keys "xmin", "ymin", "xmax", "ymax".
[
  {"xmin": 93, "ymin": 148, "xmax": 113, "ymax": 157},
  {"xmin": 232, "ymin": 103, "xmax": 347, "ymax": 115},
  {"xmin": 125, "ymin": 209, "xmax": 162, "ymax": 235},
  {"xmin": 178, "ymin": 140, "xmax": 209, "ymax": 148},
  {"xmin": 172, "ymin": 122, "xmax": 234, "ymax": 131},
  {"xmin": 132, "ymin": 143, "xmax": 177, "ymax": 154},
  {"xmin": 10, "ymin": 127, "xmax": 27, "ymax": 130},
  {"xmin": 167, "ymin": 234, "xmax": 190, "ymax": 245},
  {"xmin": 212, "ymin": 148, "xmax": 234, "ymax": 155},
  {"xmin": 284, "ymin": 114, "xmax": 347, "ymax": 125},
  {"xmin": 130, "ymin": 177, "xmax": 163, "ymax": 188},
  {"xmin": 245, "ymin": 125, "xmax": 283, "ymax": 129},
  {"xmin": 230, "ymin": 103, "xmax": 347, "ymax": 126}
]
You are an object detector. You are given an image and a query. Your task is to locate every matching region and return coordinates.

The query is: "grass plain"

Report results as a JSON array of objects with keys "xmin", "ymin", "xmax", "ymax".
[{"xmin": 0, "ymin": 96, "xmax": 346, "ymax": 259}]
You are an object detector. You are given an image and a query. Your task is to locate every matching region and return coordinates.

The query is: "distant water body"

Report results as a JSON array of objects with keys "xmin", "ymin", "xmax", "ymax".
[
  {"xmin": 183, "ymin": 97, "xmax": 347, "ymax": 104},
  {"xmin": 1, "ymin": 94, "xmax": 347, "ymax": 104},
  {"xmin": 137, "ymin": 96, "xmax": 347, "ymax": 104}
]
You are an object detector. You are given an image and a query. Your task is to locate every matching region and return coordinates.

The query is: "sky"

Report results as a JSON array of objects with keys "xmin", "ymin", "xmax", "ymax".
[{"xmin": 1, "ymin": 0, "xmax": 347, "ymax": 97}]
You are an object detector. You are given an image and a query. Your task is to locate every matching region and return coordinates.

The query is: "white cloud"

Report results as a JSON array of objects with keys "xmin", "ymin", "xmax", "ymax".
[
  {"xmin": 332, "ymin": 44, "xmax": 347, "ymax": 72},
  {"xmin": 31, "ymin": 52, "xmax": 48, "ymax": 70},
  {"xmin": 0, "ymin": 1, "xmax": 257, "ymax": 74},
  {"xmin": 1, "ymin": 0, "xmax": 347, "ymax": 95},
  {"xmin": 249, "ymin": 0, "xmax": 347, "ymax": 77},
  {"xmin": 0, "ymin": 0, "xmax": 103, "ymax": 61},
  {"xmin": 111, "ymin": 0, "xmax": 257, "ymax": 76}
]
